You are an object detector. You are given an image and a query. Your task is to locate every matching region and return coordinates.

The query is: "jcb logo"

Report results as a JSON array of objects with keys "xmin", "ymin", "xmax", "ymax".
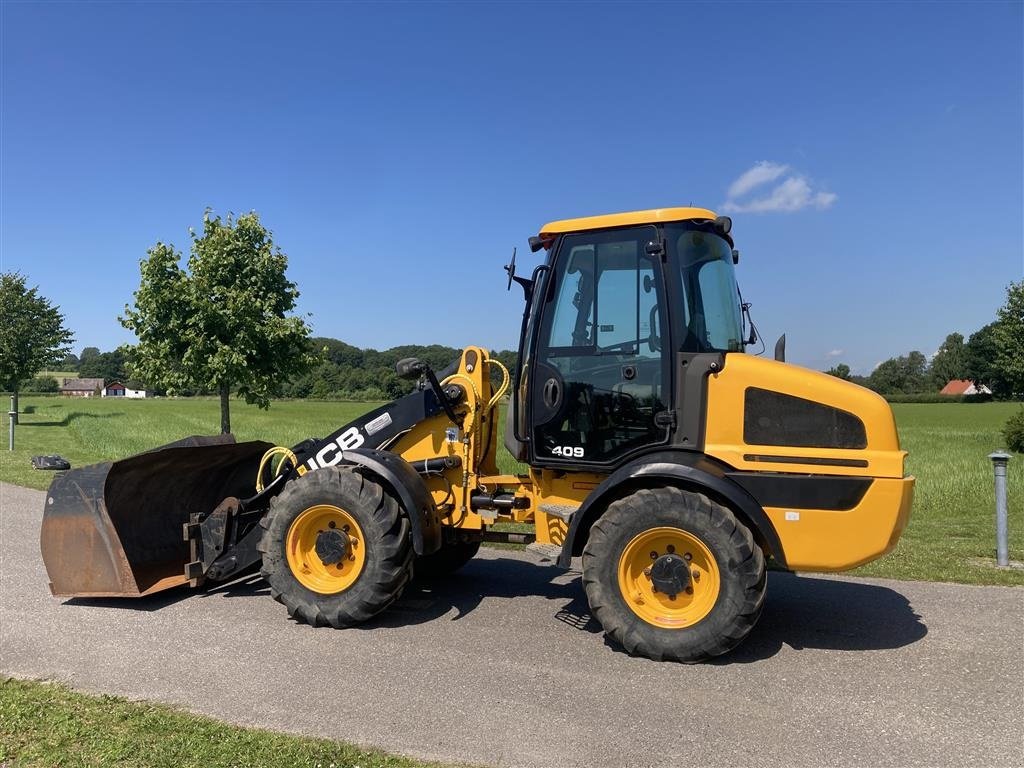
[{"xmin": 305, "ymin": 427, "xmax": 365, "ymax": 471}]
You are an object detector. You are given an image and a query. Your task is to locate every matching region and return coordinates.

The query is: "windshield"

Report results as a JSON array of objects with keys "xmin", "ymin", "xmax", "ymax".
[{"xmin": 667, "ymin": 225, "xmax": 744, "ymax": 352}]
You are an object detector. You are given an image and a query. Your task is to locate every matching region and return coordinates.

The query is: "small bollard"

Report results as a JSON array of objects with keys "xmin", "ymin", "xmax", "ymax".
[
  {"xmin": 989, "ymin": 451, "xmax": 1011, "ymax": 567},
  {"xmin": 8, "ymin": 395, "xmax": 16, "ymax": 452}
]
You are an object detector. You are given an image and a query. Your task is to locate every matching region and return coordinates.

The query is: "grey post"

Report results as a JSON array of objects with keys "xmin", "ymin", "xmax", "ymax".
[
  {"xmin": 8, "ymin": 395, "xmax": 15, "ymax": 452},
  {"xmin": 989, "ymin": 451, "xmax": 1011, "ymax": 567}
]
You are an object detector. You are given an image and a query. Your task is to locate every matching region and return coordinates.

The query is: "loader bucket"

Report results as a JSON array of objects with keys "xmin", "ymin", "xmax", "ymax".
[{"xmin": 40, "ymin": 435, "xmax": 274, "ymax": 598}]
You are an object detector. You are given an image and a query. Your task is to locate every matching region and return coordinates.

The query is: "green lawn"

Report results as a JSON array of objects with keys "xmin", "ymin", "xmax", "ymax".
[
  {"xmin": 0, "ymin": 678, "xmax": 453, "ymax": 768},
  {"xmin": 1, "ymin": 396, "xmax": 1021, "ymax": 585}
]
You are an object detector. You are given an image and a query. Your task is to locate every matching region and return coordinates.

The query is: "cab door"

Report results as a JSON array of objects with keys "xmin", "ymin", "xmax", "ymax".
[{"xmin": 529, "ymin": 225, "xmax": 672, "ymax": 467}]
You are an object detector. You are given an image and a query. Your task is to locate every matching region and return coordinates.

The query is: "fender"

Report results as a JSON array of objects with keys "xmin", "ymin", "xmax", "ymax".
[
  {"xmin": 339, "ymin": 448, "xmax": 442, "ymax": 556},
  {"xmin": 556, "ymin": 450, "xmax": 787, "ymax": 569}
]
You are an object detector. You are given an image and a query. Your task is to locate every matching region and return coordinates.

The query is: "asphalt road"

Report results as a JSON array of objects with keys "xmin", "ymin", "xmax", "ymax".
[{"xmin": 2, "ymin": 481, "xmax": 1023, "ymax": 768}]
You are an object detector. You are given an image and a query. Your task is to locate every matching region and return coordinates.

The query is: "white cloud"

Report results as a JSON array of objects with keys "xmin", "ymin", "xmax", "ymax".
[
  {"xmin": 722, "ymin": 163, "xmax": 837, "ymax": 214},
  {"xmin": 726, "ymin": 161, "xmax": 789, "ymax": 199},
  {"xmin": 826, "ymin": 349, "xmax": 844, "ymax": 358}
]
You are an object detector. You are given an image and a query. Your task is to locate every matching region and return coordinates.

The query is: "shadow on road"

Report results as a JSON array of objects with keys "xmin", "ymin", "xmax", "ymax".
[
  {"xmin": 66, "ymin": 554, "xmax": 928, "ymax": 662},
  {"xmin": 711, "ymin": 571, "xmax": 928, "ymax": 663},
  {"xmin": 66, "ymin": 584, "xmax": 194, "ymax": 612},
  {"xmin": 366, "ymin": 556, "xmax": 602, "ymax": 633}
]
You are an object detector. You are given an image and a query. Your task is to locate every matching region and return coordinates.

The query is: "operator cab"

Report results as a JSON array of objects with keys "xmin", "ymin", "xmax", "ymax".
[{"xmin": 509, "ymin": 207, "xmax": 744, "ymax": 468}]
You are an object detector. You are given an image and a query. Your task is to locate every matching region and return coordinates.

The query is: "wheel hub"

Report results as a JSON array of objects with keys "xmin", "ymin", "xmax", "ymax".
[
  {"xmin": 649, "ymin": 553, "xmax": 691, "ymax": 598},
  {"xmin": 314, "ymin": 529, "xmax": 349, "ymax": 566}
]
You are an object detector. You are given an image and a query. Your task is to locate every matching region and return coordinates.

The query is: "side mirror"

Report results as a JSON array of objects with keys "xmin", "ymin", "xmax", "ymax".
[{"xmin": 395, "ymin": 358, "xmax": 427, "ymax": 379}]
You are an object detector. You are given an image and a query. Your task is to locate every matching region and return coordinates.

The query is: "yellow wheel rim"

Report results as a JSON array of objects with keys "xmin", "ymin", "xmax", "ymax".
[
  {"xmin": 617, "ymin": 526, "xmax": 721, "ymax": 628},
  {"xmin": 285, "ymin": 505, "xmax": 366, "ymax": 594}
]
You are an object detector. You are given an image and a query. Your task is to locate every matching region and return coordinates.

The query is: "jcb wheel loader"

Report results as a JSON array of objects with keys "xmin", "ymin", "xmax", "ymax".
[{"xmin": 40, "ymin": 206, "xmax": 914, "ymax": 662}]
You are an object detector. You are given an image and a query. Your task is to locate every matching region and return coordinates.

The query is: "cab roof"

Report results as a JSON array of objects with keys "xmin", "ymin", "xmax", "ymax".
[{"xmin": 539, "ymin": 206, "xmax": 719, "ymax": 236}]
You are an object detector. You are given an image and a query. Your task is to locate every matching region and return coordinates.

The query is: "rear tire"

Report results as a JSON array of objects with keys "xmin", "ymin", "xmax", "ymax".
[
  {"xmin": 582, "ymin": 486, "xmax": 766, "ymax": 663},
  {"xmin": 258, "ymin": 467, "xmax": 413, "ymax": 628},
  {"xmin": 414, "ymin": 539, "xmax": 481, "ymax": 580}
]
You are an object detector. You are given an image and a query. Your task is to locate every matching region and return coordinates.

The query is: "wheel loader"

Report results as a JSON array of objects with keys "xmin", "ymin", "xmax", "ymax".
[{"xmin": 40, "ymin": 206, "xmax": 914, "ymax": 662}]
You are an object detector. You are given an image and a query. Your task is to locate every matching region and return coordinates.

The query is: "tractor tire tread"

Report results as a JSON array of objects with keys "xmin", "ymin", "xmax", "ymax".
[
  {"xmin": 257, "ymin": 467, "xmax": 413, "ymax": 629},
  {"xmin": 582, "ymin": 485, "xmax": 766, "ymax": 663}
]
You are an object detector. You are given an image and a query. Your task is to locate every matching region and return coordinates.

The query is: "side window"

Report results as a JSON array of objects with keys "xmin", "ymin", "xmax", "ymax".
[
  {"xmin": 697, "ymin": 260, "xmax": 743, "ymax": 352},
  {"xmin": 594, "ymin": 261, "xmax": 636, "ymax": 350},
  {"xmin": 549, "ymin": 246, "xmax": 595, "ymax": 348}
]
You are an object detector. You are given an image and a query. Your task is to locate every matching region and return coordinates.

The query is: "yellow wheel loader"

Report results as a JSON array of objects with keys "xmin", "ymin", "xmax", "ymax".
[{"xmin": 40, "ymin": 207, "xmax": 914, "ymax": 662}]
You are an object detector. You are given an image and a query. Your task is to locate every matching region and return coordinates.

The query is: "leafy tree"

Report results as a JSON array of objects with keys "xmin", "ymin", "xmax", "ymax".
[
  {"xmin": 929, "ymin": 332, "xmax": 968, "ymax": 389},
  {"xmin": 868, "ymin": 351, "xmax": 929, "ymax": 394},
  {"xmin": 0, "ymin": 273, "xmax": 74, "ymax": 421},
  {"xmin": 993, "ymin": 281, "xmax": 1024, "ymax": 398},
  {"xmin": 78, "ymin": 348, "xmax": 128, "ymax": 383},
  {"xmin": 23, "ymin": 375, "xmax": 59, "ymax": 393},
  {"xmin": 121, "ymin": 211, "xmax": 313, "ymax": 433},
  {"xmin": 825, "ymin": 363, "xmax": 851, "ymax": 380},
  {"xmin": 60, "ymin": 352, "xmax": 80, "ymax": 371},
  {"xmin": 965, "ymin": 323, "xmax": 1009, "ymax": 395},
  {"xmin": 79, "ymin": 346, "xmax": 100, "ymax": 368}
]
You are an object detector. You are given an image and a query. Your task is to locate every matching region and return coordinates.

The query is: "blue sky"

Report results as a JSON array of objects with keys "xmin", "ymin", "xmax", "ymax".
[{"xmin": 2, "ymin": 1, "xmax": 1021, "ymax": 375}]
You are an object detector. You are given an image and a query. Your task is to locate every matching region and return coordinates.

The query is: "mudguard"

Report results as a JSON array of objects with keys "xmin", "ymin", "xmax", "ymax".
[
  {"xmin": 339, "ymin": 448, "xmax": 442, "ymax": 556},
  {"xmin": 556, "ymin": 450, "xmax": 787, "ymax": 569}
]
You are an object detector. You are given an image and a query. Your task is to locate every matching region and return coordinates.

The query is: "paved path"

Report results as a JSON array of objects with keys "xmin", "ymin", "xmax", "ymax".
[{"xmin": 2, "ymin": 482, "xmax": 1022, "ymax": 767}]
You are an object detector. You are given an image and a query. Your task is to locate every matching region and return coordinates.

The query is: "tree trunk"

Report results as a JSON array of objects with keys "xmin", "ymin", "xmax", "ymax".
[
  {"xmin": 219, "ymin": 383, "xmax": 230, "ymax": 435},
  {"xmin": 11, "ymin": 389, "xmax": 18, "ymax": 426}
]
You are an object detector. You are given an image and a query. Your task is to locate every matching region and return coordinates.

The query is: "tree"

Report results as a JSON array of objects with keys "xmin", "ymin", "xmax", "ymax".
[
  {"xmin": 79, "ymin": 346, "xmax": 100, "ymax": 368},
  {"xmin": 825, "ymin": 363, "xmax": 851, "ymax": 380},
  {"xmin": 78, "ymin": 348, "xmax": 127, "ymax": 383},
  {"xmin": 121, "ymin": 211, "xmax": 313, "ymax": 433},
  {"xmin": 868, "ymin": 351, "xmax": 929, "ymax": 394},
  {"xmin": 964, "ymin": 323, "xmax": 1004, "ymax": 393},
  {"xmin": 0, "ymin": 273, "xmax": 74, "ymax": 421},
  {"xmin": 993, "ymin": 281, "xmax": 1024, "ymax": 398},
  {"xmin": 929, "ymin": 332, "xmax": 967, "ymax": 389}
]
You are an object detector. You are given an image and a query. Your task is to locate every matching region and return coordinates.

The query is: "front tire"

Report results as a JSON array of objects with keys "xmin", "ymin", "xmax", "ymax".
[
  {"xmin": 582, "ymin": 486, "xmax": 766, "ymax": 663},
  {"xmin": 258, "ymin": 467, "xmax": 413, "ymax": 628}
]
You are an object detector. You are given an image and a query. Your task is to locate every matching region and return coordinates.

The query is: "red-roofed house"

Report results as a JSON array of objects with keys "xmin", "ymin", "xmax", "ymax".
[{"xmin": 940, "ymin": 379, "xmax": 992, "ymax": 396}]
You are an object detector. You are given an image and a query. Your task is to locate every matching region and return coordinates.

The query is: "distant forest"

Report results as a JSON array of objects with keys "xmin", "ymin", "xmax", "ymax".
[{"xmin": 33, "ymin": 339, "xmax": 518, "ymax": 401}]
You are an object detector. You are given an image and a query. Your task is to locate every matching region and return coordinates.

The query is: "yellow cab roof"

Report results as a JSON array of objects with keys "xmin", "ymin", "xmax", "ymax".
[{"xmin": 539, "ymin": 206, "xmax": 719, "ymax": 236}]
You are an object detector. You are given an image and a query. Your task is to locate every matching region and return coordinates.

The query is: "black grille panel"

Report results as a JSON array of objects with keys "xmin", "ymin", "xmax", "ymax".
[{"xmin": 743, "ymin": 388, "xmax": 867, "ymax": 449}]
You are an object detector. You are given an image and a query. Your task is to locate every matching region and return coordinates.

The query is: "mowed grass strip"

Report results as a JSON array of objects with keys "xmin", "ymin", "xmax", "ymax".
[
  {"xmin": 0, "ymin": 677, "xmax": 457, "ymax": 768},
  {"xmin": 1, "ymin": 396, "xmax": 1021, "ymax": 584}
]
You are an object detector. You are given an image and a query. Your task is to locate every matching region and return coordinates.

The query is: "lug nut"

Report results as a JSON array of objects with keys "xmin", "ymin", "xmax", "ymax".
[
  {"xmin": 667, "ymin": 544, "xmax": 675, "ymax": 554},
  {"xmin": 650, "ymin": 551, "xmax": 658, "ymax": 560},
  {"xmin": 692, "ymin": 571, "xmax": 700, "ymax": 581},
  {"xmin": 683, "ymin": 553, "xmax": 692, "ymax": 561},
  {"xmin": 342, "ymin": 524, "xmax": 350, "ymax": 532},
  {"xmin": 685, "ymin": 586, "xmax": 693, "ymax": 595},
  {"xmin": 328, "ymin": 521, "xmax": 336, "ymax": 529},
  {"xmin": 643, "ymin": 566, "xmax": 652, "ymax": 577},
  {"xmin": 669, "ymin": 594, "xmax": 676, "ymax": 601}
]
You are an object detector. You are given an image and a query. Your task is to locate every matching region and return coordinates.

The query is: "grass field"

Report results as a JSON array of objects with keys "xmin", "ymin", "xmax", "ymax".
[
  {"xmin": 1, "ymin": 396, "xmax": 1021, "ymax": 585},
  {"xmin": 0, "ymin": 678, "xmax": 449, "ymax": 768}
]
